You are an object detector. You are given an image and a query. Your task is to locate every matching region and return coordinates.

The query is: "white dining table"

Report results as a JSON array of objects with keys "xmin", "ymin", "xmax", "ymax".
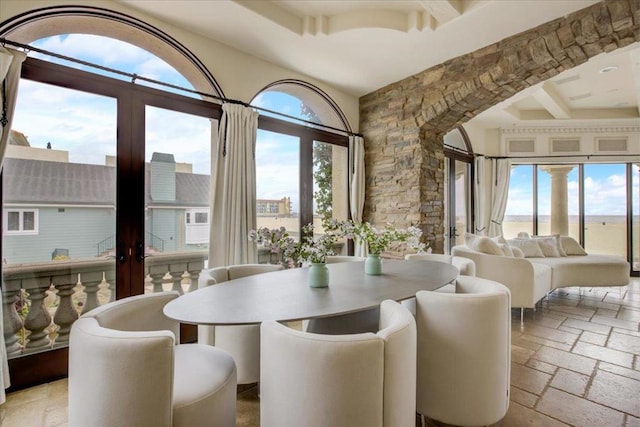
[{"xmin": 163, "ymin": 259, "xmax": 458, "ymax": 325}]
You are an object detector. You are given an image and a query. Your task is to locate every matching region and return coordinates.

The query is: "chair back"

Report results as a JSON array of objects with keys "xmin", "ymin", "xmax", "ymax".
[
  {"xmin": 377, "ymin": 300, "xmax": 417, "ymax": 427},
  {"xmin": 69, "ymin": 293, "xmax": 180, "ymax": 427},
  {"xmin": 405, "ymin": 253, "xmax": 453, "ymax": 264},
  {"xmin": 82, "ymin": 291, "xmax": 180, "ymax": 339},
  {"xmin": 261, "ymin": 300, "xmax": 416, "ymax": 427},
  {"xmin": 227, "ymin": 263, "xmax": 283, "ymax": 279},
  {"xmin": 325, "ymin": 255, "xmax": 366, "ymax": 263},
  {"xmin": 198, "ymin": 262, "xmax": 283, "ymax": 383},
  {"xmin": 415, "ymin": 276, "xmax": 510, "ymax": 426}
]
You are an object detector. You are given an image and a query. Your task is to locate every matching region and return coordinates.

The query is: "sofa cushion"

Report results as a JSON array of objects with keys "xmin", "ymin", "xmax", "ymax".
[
  {"xmin": 536, "ymin": 237, "xmax": 561, "ymax": 257},
  {"xmin": 511, "ymin": 247, "xmax": 525, "ymax": 258},
  {"xmin": 560, "ymin": 236, "xmax": 587, "ymax": 256},
  {"xmin": 472, "ymin": 237, "xmax": 504, "ymax": 256},
  {"xmin": 499, "ymin": 243, "xmax": 514, "ymax": 257},
  {"xmin": 533, "ymin": 234, "xmax": 566, "ymax": 257},
  {"xmin": 508, "ymin": 239, "xmax": 544, "ymax": 258},
  {"xmin": 530, "ymin": 255, "xmax": 629, "ymax": 288}
]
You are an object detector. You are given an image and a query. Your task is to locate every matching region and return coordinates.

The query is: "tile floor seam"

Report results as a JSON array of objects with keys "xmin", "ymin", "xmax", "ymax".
[{"xmin": 543, "ymin": 384, "xmax": 630, "ymax": 427}]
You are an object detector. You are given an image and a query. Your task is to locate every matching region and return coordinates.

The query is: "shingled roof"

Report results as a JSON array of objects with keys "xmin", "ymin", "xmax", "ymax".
[{"xmin": 3, "ymin": 158, "xmax": 210, "ymax": 207}]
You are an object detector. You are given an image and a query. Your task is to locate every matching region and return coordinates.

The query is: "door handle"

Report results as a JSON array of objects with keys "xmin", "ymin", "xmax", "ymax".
[
  {"xmin": 135, "ymin": 240, "xmax": 145, "ymax": 263},
  {"xmin": 117, "ymin": 241, "xmax": 128, "ymax": 264}
]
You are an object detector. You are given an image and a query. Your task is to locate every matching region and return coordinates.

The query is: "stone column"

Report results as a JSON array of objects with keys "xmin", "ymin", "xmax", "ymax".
[{"xmin": 540, "ymin": 165, "xmax": 575, "ymax": 236}]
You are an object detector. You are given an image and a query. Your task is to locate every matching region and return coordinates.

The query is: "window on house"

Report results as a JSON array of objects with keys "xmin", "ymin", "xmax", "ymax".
[
  {"xmin": 4, "ymin": 209, "xmax": 39, "ymax": 234},
  {"xmin": 185, "ymin": 210, "xmax": 209, "ymax": 224}
]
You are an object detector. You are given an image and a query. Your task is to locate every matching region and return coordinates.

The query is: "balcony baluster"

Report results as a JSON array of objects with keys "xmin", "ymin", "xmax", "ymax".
[
  {"xmin": 52, "ymin": 272, "xmax": 80, "ymax": 347},
  {"xmin": 22, "ymin": 277, "xmax": 54, "ymax": 353},
  {"xmin": 2, "ymin": 281, "xmax": 23, "ymax": 356}
]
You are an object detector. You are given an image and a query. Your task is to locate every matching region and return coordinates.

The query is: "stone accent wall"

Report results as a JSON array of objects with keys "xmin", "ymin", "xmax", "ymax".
[{"xmin": 360, "ymin": 0, "xmax": 639, "ymax": 255}]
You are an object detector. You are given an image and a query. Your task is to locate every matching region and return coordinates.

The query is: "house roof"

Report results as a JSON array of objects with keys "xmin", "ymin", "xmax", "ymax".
[{"xmin": 3, "ymin": 158, "xmax": 210, "ymax": 207}]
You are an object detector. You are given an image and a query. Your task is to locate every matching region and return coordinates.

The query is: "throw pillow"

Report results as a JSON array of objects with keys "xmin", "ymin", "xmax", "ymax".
[
  {"xmin": 472, "ymin": 236, "xmax": 505, "ymax": 256},
  {"xmin": 511, "ymin": 246, "xmax": 525, "ymax": 258},
  {"xmin": 517, "ymin": 231, "xmax": 531, "ymax": 239},
  {"xmin": 507, "ymin": 238, "xmax": 545, "ymax": 258},
  {"xmin": 533, "ymin": 234, "xmax": 566, "ymax": 256},
  {"xmin": 464, "ymin": 232, "xmax": 478, "ymax": 247},
  {"xmin": 560, "ymin": 236, "xmax": 588, "ymax": 256},
  {"xmin": 536, "ymin": 237, "xmax": 561, "ymax": 257},
  {"xmin": 499, "ymin": 243, "xmax": 514, "ymax": 257}
]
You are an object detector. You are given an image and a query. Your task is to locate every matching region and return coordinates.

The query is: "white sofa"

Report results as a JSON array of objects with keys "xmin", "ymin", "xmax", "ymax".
[{"xmin": 452, "ymin": 242, "xmax": 629, "ymax": 320}]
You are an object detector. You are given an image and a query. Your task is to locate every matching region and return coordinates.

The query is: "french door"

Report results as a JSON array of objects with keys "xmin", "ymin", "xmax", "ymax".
[
  {"xmin": 444, "ymin": 152, "xmax": 473, "ymax": 253},
  {"xmin": 2, "ymin": 57, "xmax": 220, "ymax": 388}
]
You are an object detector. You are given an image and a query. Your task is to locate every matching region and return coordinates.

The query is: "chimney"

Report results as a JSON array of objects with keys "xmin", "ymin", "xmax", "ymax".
[{"xmin": 150, "ymin": 152, "xmax": 176, "ymax": 202}]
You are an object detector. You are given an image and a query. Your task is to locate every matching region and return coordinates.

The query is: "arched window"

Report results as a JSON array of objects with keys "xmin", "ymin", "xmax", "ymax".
[
  {"xmin": 250, "ymin": 81, "xmax": 351, "ymax": 254},
  {"xmin": 1, "ymin": 7, "xmax": 223, "ymax": 387}
]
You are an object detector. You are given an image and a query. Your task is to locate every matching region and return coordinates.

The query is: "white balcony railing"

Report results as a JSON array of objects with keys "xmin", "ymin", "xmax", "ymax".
[{"xmin": 2, "ymin": 251, "xmax": 206, "ymax": 358}]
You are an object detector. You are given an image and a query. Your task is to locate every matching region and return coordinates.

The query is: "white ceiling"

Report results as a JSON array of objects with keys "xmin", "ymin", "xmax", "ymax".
[{"xmin": 118, "ymin": 0, "xmax": 639, "ymax": 129}]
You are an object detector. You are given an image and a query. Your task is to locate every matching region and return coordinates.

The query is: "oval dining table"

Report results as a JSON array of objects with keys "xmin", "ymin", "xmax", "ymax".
[{"xmin": 163, "ymin": 259, "xmax": 458, "ymax": 325}]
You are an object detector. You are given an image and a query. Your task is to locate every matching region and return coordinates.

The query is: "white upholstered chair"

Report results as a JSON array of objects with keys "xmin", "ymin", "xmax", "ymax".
[
  {"xmin": 261, "ymin": 300, "xmax": 416, "ymax": 427},
  {"xmin": 415, "ymin": 276, "xmax": 511, "ymax": 427},
  {"xmin": 325, "ymin": 255, "xmax": 366, "ymax": 263},
  {"xmin": 198, "ymin": 263, "xmax": 283, "ymax": 384},
  {"xmin": 69, "ymin": 291, "xmax": 237, "ymax": 427},
  {"xmin": 405, "ymin": 252, "xmax": 476, "ymax": 276}
]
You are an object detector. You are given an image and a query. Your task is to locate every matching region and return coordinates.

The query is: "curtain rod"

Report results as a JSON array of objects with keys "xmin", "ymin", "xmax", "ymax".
[
  {"xmin": 0, "ymin": 37, "xmax": 363, "ymax": 138},
  {"xmin": 480, "ymin": 153, "xmax": 640, "ymax": 160}
]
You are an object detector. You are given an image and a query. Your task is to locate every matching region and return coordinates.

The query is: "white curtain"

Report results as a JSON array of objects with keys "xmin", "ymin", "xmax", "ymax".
[
  {"xmin": 208, "ymin": 103, "xmax": 259, "ymax": 267},
  {"xmin": 348, "ymin": 135, "xmax": 367, "ymax": 257},
  {"xmin": 0, "ymin": 47, "xmax": 26, "ymax": 405},
  {"xmin": 473, "ymin": 155, "xmax": 487, "ymax": 235},
  {"xmin": 488, "ymin": 158, "xmax": 512, "ymax": 237}
]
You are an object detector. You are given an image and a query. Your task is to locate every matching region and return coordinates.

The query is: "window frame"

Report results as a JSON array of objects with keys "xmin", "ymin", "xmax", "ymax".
[{"xmin": 4, "ymin": 208, "xmax": 39, "ymax": 235}]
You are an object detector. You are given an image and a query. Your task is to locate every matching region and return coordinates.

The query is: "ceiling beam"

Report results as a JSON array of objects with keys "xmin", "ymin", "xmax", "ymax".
[
  {"xmin": 417, "ymin": 0, "xmax": 463, "ymax": 25},
  {"xmin": 233, "ymin": 0, "xmax": 302, "ymax": 34},
  {"xmin": 533, "ymin": 82, "xmax": 571, "ymax": 119}
]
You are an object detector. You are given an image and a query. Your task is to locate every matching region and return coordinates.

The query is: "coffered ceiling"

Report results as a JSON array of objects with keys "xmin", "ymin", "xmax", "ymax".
[{"xmin": 117, "ymin": 0, "xmax": 639, "ymax": 129}]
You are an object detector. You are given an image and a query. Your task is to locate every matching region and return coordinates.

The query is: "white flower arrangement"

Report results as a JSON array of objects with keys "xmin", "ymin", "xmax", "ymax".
[
  {"xmin": 327, "ymin": 219, "xmax": 428, "ymax": 255},
  {"xmin": 248, "ymin": 223, "xmax": 340, "ymax": 267}
]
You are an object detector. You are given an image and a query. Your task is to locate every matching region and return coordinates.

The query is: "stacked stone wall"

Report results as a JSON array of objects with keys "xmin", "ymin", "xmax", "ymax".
[{"xmin": 360, "ymin": 0, "xmax": 639, "ymax": 255}]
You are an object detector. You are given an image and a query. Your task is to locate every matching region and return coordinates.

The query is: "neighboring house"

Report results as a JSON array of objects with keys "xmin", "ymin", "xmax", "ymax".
[
  {"xmin": 256, "ymin": 197, "xmax": 292, "ymax": 217},
  {"xmin": 2, "ymin": 147, "xmax": 211, "ymax": 264}
]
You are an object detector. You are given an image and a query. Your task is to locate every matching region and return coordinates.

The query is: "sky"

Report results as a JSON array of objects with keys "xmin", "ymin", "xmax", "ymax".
[
  {"xmin": 506, "ymin": 163, "xmax": 635, "ymax": 217},
  {"xmin": 12, "ymin": 34, "xmax": 305, "ymax": 211},
  {"xmin": 12, "ymin": 34, "xmax": 635, "ymax": 218}
]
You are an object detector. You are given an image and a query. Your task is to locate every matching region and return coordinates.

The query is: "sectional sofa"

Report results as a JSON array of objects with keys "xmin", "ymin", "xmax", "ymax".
[{"xmin": 451, "ymin": 234, "xmax": 630, "ymax": 323}]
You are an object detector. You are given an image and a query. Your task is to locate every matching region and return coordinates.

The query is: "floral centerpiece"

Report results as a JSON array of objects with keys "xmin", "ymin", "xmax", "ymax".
[
  {"xmin": 248, "ymin": 223, "xmax": 340, "ymax": 268},
  {"xmin": 327, "ymin": 219, "xmax": 427, "ymax": 275},
  {"xmin": 247, "ymin": 226, "xmax": 298, "ymax": 268},
  {"xmin": 249, "ymin": 224, "xmax": 339, "ymax": 287},
  {"xmin": 328, "ymin": 220, "xmax": 427, "ymax": 255}
]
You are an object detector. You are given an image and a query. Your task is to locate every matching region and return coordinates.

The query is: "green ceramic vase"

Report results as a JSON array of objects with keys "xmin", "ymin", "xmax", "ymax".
[
  {"xmin": 308, "ymin": 263, "xmax": 329, "ymax": 288},
  {"xmin": 365, "ymin": 254, "xmax": 383, "ymax": 275}
]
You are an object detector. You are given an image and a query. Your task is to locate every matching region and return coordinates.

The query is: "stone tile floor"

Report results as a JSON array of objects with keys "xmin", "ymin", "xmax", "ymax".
[{"xmin": 1, "ymin": 279, "xmax": 639, "ymax": 427}]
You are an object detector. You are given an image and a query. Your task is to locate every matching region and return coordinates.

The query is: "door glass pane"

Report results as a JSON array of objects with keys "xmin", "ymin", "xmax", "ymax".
[
  {"xmin": 256, "ymin": 130, "xmax": 300, "ymax": 262},
  {"xmin": 3, "ymin": 80, "xmax": 117, "ymax": 357},
  {"xmin": 584, "ymin": 164, "xmax": 626, "ymax": 257},
  {"xmin": 444, "ymin": 158, "xmax": 451, "ymax": 250},
  {"xmin": 313, "ymin": 141, "xmax": 348, "ymax": 253},
  {"xmin": 144, "ymin": 106, "xmax": 212, "ymax": 294},
  {"xmin": 633, "ymin": 164, "xmax": 639, "ymax": 272},
  {"xmin": 503, "ymin": 165, "xmax": 534, "ymax": 239},
  {"xmin": 454, "ymin": 160, "xmax": 470, "ymax": 247}
]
